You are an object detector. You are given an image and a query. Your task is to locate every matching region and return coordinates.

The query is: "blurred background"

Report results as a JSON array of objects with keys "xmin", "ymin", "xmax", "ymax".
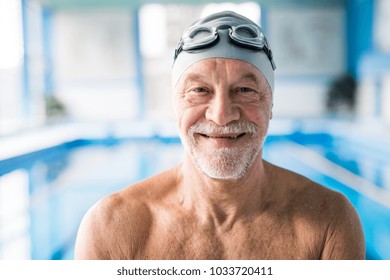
[{"xmin": 0, "ymin": 0, "xmax": 389, "ymax": 260}]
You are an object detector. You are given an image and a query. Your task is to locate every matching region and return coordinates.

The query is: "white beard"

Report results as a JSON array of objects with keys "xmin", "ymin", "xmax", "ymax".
[
  {"xmin": 191, "ymin": 144, "xmax": 260, "ymax": 180},
  {"xmin": 184, "ymin": 121, "xmax": 264, "ymax": 180}
]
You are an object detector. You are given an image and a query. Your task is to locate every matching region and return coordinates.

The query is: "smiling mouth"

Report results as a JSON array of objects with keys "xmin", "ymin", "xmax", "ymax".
[{"xmin": 199, "ymin": 133, "xmax": 246, "ymax": 139}]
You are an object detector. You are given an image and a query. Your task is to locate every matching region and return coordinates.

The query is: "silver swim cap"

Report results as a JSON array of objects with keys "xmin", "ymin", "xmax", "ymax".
[{"xmin": 172, "ymin": 11, "xmax": 276, "ymax": 92}]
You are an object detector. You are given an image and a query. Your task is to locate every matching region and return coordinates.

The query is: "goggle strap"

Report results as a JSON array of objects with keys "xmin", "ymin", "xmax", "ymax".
[{"xmin": 263, "ymin": 47, "xmax": 276, "ymax": 71}]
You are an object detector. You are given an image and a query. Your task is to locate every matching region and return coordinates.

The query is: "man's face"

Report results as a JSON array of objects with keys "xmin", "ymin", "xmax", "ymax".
[{"xmin": 173, "ymin": 58, "xmax": 273, "ymax": 180}]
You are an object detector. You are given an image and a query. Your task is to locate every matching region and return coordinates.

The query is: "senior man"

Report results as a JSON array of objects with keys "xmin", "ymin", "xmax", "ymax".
[{"xmin": 75, "ymin": 11, "xmax": 365, "ymax": 260}]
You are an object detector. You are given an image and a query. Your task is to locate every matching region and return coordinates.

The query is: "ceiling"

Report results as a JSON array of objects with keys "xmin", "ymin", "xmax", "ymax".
[{"xmin": 38, "ymin": 0, "xmax": 346, "ymax": 10}]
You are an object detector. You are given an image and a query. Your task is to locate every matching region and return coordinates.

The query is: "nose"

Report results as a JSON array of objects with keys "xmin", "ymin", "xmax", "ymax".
[{"xmin": 205, "ymin": 91, "xmax": 240, "ymax": 126}]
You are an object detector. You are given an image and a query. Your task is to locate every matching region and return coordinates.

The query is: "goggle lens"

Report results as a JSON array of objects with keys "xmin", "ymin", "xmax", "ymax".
[
  {"xmin": 230, "ymin": 25, "xmax": 265, "ymax": 49},
  {"xmin": 182, "ymin": 26, "xmax": 217, "ymax": 51}
]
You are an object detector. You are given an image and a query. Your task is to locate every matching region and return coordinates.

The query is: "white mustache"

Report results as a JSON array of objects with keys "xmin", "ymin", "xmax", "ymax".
[{"xmin": 188, "ymin": 121, "xmax": 259, "ymax": 136}]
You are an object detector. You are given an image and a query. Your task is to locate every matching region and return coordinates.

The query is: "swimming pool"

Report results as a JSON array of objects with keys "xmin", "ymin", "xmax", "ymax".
[{"xmin": 0, "ymin": 130, "xmax": 389, "ymax": 260}]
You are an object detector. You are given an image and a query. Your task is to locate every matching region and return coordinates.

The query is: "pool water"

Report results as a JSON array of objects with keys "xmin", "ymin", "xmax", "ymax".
[{"xmin": 0, "ymin": 134, "xmax": 389, "ymax": 260}]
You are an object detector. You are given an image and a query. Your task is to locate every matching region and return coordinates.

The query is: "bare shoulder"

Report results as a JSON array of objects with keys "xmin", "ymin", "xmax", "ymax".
[
  {"xmin": 74, "ymin": 190, "xmax": 152, "ymax": 259},
  {"xmin": 267, "ymin": 161, "xmax": 356, "ymax": 212},
  {"xmin": 267, "ymin": 161, "xmax": 347, "ymax": 206},
  {"xmin": 299, "ymin": 179, "xmax": 365, "ymax": 259},
  {"xmin": 74, "ymin": 166, "xmax": 180, "ymax": 259},
  {"xmin": 318, "ymin": 187, "xmax": 366, "ymax": 259},
  {"xmin": 267, "ymin": 161, "xmax": 365, "ymax": 259}
]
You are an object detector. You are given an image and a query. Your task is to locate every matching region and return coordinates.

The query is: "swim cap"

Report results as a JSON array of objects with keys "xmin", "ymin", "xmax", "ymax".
[{"xmin": 172, "ymin": 11, "xmax": 276, "ymax": 92}]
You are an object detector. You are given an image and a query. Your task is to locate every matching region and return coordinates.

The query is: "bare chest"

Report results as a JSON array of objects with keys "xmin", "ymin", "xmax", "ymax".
[{"xmin": 139, "ymin": 216, "xmax": 321, "ymax": 260}]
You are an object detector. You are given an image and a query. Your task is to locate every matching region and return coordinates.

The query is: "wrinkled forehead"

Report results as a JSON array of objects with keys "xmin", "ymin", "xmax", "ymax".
[{"xmin": 176, "ymin": 57, "xmax": 270, "ymax": 91}]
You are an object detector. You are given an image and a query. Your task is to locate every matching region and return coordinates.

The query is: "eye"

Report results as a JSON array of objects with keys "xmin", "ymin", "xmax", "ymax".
[
  {"xmin": 193, "ymin": 87, "xmax": 208, "ymax": 93},
  {"xmin": 184, "ymin": 86, "xmax": 210, "ymax": 102},
  {"xmin": 188, "ymin": 87, "xmax": 210, "ymax": 96},
  {"xmin": 238, "ymin": 87, "xmax": 253, "ymax": 93}
]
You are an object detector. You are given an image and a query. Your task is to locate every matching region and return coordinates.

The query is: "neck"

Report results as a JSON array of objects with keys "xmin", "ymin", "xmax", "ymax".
[{"xmin": 179, "ymin": 153, "xmax": 270, "ymax": 229}]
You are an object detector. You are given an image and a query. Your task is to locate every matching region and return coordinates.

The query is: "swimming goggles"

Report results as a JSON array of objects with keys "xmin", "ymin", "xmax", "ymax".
[{"xmin": 174, "ymin": 24, "xmax": 276, "ymax": 71}]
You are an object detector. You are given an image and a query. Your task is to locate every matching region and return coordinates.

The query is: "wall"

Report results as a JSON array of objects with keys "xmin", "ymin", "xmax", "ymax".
[
  {"xmin": 357, "ymin": 0, "xmax": 390, "ymax": 125},
  {"xmin": 52, "ymin": 10, "xmax": 139, "ymax": 122},
  {"xmin": 268, "ymin": 5, "xmax": 346, "ymax": 118}
]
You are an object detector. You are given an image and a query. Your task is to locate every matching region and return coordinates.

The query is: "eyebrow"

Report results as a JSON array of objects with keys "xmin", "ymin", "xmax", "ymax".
[
  {"xmin": 180, "ymin": 72, "xmax": 268, "ymax": 91},
  {"xmin": 182, "ymin": 73, "xmax": 207, "ymax": 84},
  {"xmin": 239, "ymin": 73, "xmax": 260, "ymax": 85},
  {"xmin": 239, "ymin": 72, "xmax": 270, "ymax": 92},
  {"xmin": 183, "ymin": 73, "xmax": 259, "ymax": 83}
]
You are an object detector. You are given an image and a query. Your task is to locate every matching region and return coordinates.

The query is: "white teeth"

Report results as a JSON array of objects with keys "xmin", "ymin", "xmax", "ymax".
[{"xmin": 205, "ymin": 135, "xmax": 241, "ymax": 139}]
